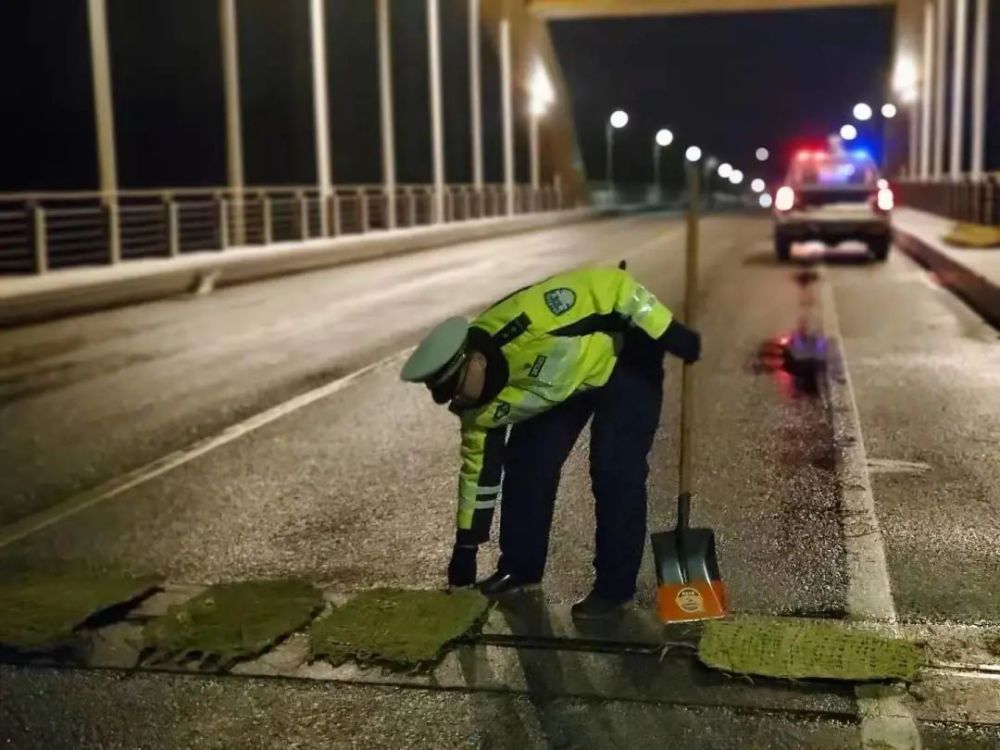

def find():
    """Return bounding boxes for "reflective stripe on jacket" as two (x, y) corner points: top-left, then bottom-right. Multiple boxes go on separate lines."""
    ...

(455, 267), (673, 543)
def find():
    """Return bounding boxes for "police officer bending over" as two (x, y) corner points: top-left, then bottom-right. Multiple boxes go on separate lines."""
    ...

(401, 266), (700, 619)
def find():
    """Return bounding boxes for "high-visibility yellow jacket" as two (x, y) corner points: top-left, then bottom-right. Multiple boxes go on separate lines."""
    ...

(454, 267), (674, 545)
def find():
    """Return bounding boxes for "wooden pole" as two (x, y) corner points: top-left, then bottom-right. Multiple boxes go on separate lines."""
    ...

(678, 162), (700, 497)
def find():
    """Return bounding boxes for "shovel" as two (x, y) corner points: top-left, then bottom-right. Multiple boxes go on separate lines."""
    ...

(650, 162), (728, 624)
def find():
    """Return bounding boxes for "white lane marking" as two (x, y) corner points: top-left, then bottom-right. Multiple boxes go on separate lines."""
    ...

(867, 458), (932, 476)
(819, 275), (922, 750)
(0, 350), (411, 551)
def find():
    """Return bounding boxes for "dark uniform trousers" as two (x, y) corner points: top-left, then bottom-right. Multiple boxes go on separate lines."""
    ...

(497, 340), (664, 601)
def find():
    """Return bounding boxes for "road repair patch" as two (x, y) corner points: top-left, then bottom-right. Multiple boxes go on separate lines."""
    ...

(142, 579), (322, 669)
(699, 616), (922, 682)
(310, 587), (489, 668)
(0, 568), (159, 652)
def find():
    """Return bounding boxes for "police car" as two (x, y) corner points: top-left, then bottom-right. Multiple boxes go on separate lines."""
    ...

(772, 147), (893, 262)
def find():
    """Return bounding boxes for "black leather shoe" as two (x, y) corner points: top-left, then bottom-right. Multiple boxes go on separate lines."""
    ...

(477, 572), (540, 597)
(571, 592), (632, 620)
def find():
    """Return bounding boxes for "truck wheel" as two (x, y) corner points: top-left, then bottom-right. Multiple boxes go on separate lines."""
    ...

(775, 236), (791, 262)
(869, 237), (890, 262)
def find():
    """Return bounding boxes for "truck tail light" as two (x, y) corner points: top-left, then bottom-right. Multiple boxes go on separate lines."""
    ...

(775, 186), (796, 212)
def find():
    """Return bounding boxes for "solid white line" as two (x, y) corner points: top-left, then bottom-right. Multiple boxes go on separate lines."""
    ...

(819, 275), (922, 750)
(0, 350), (411, 551)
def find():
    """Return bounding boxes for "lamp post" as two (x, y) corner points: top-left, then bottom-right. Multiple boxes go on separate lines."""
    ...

(652, 128), (673, 204)
(606, 109), (628, 204)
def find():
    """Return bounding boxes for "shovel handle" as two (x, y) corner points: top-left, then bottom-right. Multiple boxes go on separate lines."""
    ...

(677, 492), (691, 531)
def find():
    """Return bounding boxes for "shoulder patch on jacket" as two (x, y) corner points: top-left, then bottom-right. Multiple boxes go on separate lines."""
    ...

(544, 288), (576, 316)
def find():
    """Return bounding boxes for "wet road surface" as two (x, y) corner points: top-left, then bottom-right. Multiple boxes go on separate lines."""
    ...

(2, 214), (999, 748)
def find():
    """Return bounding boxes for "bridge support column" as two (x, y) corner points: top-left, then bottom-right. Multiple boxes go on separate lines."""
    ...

(950, 0), (968, 178)
(921, 0), (934, 179)
(220, 0), (245, 244)
(933, 0), (947, 178)
(469, 0), (483, 193)
(501, 17), (514, 216)
(970, 0), (989, 178)
(427, 0), (446, 224)
(309, 0), (332, 236)
(377, 0), (397, 229)
(86, 0), (118, 202)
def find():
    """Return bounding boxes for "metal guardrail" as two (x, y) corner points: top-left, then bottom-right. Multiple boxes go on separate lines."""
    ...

(0, 183), (564, 275)
(895, 177), (1000, 227)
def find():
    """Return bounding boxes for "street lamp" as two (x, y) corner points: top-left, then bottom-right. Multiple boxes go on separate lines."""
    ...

(729, 169), (744, 185)
(606, 109), (629, 201)
(717, 162), (732, 178)
(759, 192), (773, 209)
(881, 103), (897, 119)
(840, 123), (858, 141)
(750, 178), (765, 193)
(853, 102), (873, 121)
(685, 145), (702, 162)
(755, 147), (769, 162)
(652, 128), (674, 204)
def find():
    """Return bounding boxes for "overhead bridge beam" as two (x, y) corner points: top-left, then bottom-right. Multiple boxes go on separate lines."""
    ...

(528, 0), (893, 18)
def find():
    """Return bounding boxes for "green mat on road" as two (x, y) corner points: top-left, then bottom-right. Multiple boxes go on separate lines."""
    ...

(310, 588), (489, 668)
(143, 579), (322, 669)
(0, 569), (159, 651)
(698, 616), (922, 682)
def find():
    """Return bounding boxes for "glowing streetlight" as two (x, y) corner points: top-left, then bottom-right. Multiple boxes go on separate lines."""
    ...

(853, 102), (873, 121)
(755, 147), (769, 161)
(759, 193), (773, 209)
(729, 169), (744, 185)
(685, 145), (702, 162)
(881, 103), (897, 119)
(717, 162), (733, 178)
(840, 123), (858, 141)
(750, 178), (766, 193)
(605, 110), (629, 200)
(652, 129), (674, 203)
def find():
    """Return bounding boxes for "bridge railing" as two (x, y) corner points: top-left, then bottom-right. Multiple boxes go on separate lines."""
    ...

(894, 176), (1000, 226)
(0, 183), (566, 275)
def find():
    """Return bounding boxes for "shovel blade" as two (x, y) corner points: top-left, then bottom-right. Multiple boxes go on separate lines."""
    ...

(650, 527), (729, 623)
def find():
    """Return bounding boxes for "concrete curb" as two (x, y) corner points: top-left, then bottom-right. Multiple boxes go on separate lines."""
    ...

(0, 209), (598, 327)
(893, 226), (1000, 331)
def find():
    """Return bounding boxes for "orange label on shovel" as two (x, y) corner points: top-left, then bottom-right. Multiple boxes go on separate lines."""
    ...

(657, 580), (728, 623)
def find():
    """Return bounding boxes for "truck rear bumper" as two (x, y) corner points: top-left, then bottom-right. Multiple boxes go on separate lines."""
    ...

(775, 217), (889, 243)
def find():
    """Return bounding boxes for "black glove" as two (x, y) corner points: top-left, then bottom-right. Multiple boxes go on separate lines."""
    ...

(447, 544), (477, 588)
(660, 319), (701, 364)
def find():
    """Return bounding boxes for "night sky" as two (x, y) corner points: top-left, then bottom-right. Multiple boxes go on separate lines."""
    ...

(6, 2), (999, 195)
(551, 5), (896, 190)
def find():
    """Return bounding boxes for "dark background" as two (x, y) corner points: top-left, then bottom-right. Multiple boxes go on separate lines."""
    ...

(551, 5), (896, 189)
(1, 2), (997, 193)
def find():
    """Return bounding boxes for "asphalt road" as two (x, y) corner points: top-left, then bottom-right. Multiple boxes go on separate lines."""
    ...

(2, 213), (999, 748)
